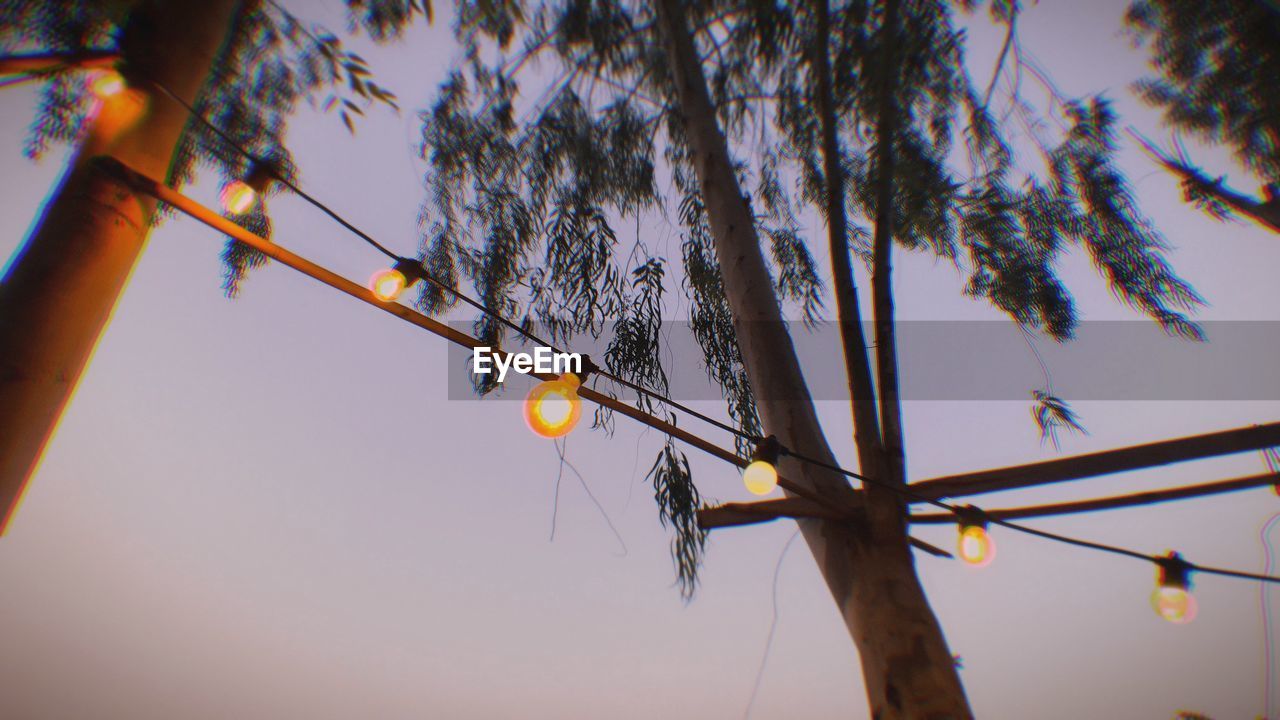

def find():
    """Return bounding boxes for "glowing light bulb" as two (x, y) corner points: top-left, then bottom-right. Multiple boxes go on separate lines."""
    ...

(220, 180), (258, 215)
(742, 436), (782, 496)
(954, 506), (995, 567)
(958, 524), (995, 567)
(369, 258), (425, 303)
(525, 373), (582, 438)
(89, 70), (125, 99)
(370, 268), (408, 302)
(1151, 585), (1197, 624)
(742, 459), (778, 496)
(219, 163), (276, 216)
(1152, 552), (1196, 624)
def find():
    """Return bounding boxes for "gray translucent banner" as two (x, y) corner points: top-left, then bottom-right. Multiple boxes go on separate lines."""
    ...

(445, 321), (1280, 401)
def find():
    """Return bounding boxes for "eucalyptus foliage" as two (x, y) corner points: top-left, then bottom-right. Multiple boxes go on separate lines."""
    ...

(4, 0), (1206, 598)
(411, 0), (1201, 595)
(1, 0), (428, 294)
(1127, 0), (1280, 187)
(1126, 0), (1280, 228)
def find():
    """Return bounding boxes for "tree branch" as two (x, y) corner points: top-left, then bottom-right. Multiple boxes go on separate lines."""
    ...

(870, 0), (907, 496)
(910, 421), (1280, 500)
(0, 49), (119, 74)
(653, 0), (857, 506)
(1129, 128), (1280, 233)
(909, 471), (1280, 523)
(813, 0), (885, 486)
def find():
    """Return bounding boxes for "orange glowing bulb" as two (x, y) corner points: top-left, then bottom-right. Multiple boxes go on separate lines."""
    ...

(89, 70), (125, 99)
(220, 180), (259, 215)
(525, 373), (582, 439)
(369, 268), (408, 302)
(1151, 585), (1197, 624)
(743, 460), (778, 496)
(1152, 552), (1196, 624)
(958, 524), (995, 567)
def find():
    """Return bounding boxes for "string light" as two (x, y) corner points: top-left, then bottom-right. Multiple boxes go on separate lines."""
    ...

(369, 257), (426, 302)
(88, 69), (125, 99)
(743, 436), (781, 496)
(1152, 551), (1197, 624)
(83, 67), (148, 141)
(219, 163), (274, 216)
(525, 372), (583, 439)
(956, 506), (996, 567)
(118, 89), (1280, 599)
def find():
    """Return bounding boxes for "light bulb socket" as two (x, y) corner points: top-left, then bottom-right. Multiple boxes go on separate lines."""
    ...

(955, 505), (989, 532)
(751, 435), (781, 465)
(241, 161), (277, 194)
(1155, 551), (1193, 591)
(576, 354), (599, 383)
(391, 257), (427, 288)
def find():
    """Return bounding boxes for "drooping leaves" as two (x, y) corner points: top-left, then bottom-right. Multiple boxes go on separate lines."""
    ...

(1031, 389), (1087, 450)
(1127, 0), (1280, 186)
(408, 0), (1204, 595)
(2, 0), (423, 290)
(646, 439), (707, 602)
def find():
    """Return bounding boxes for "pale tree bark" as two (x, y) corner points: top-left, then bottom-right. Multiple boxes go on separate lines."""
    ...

(655, 0), (973, 717)
(0, 0), (244, 534)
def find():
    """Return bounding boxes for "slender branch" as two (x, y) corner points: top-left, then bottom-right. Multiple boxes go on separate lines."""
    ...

(910, 422), (1280, 500)
(689, 5), (750, 37)
(980, 10), (1017, 109)
(812, 0), (886, 488)
(909, 471), (1280, 523)
(656, 91), (778, 120)
(652, 0), (858, 506)
(698, 496), (855, 528)
(696, 498), (952, 557)
(870, 0), (906, 492)
(0, 49), (119, 75)
(1128, 128), (1280, 234)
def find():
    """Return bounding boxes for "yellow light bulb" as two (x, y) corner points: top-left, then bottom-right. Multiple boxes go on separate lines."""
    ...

(743, 460), (778, 496)
(524, 373), (582, 439)
(220, 180), (259, 215)
(370, 268), (408, 302)
(1151, 585), (1197, 624)
(89, 70), (125, 99)
(958, 525), (995, 567)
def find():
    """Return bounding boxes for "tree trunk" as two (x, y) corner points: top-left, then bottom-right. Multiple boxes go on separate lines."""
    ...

(870, 0), (908, 493)
(811, 0), (886, 480)
(0, 0), (243, 534)
(654, 1), (973, 717)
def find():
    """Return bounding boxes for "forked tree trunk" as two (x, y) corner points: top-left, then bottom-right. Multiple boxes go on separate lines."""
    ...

(654, 1), (973, 717)
(0, 0), (243, 534)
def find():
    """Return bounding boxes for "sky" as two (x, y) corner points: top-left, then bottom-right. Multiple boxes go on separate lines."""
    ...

(2, 1), (1279, 719)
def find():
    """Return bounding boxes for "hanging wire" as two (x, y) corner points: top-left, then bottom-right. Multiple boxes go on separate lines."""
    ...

(743, 528), (800, 719)
(1261, 446), (1280, 719)
(1262, 512), (1280, 720)
(132, 78), (1280, 589)
(150, 78), (761, 445)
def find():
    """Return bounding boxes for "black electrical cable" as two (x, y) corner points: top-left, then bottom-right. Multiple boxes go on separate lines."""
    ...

(151, 77), (761, 445)
(143, 77), (1280, 588)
